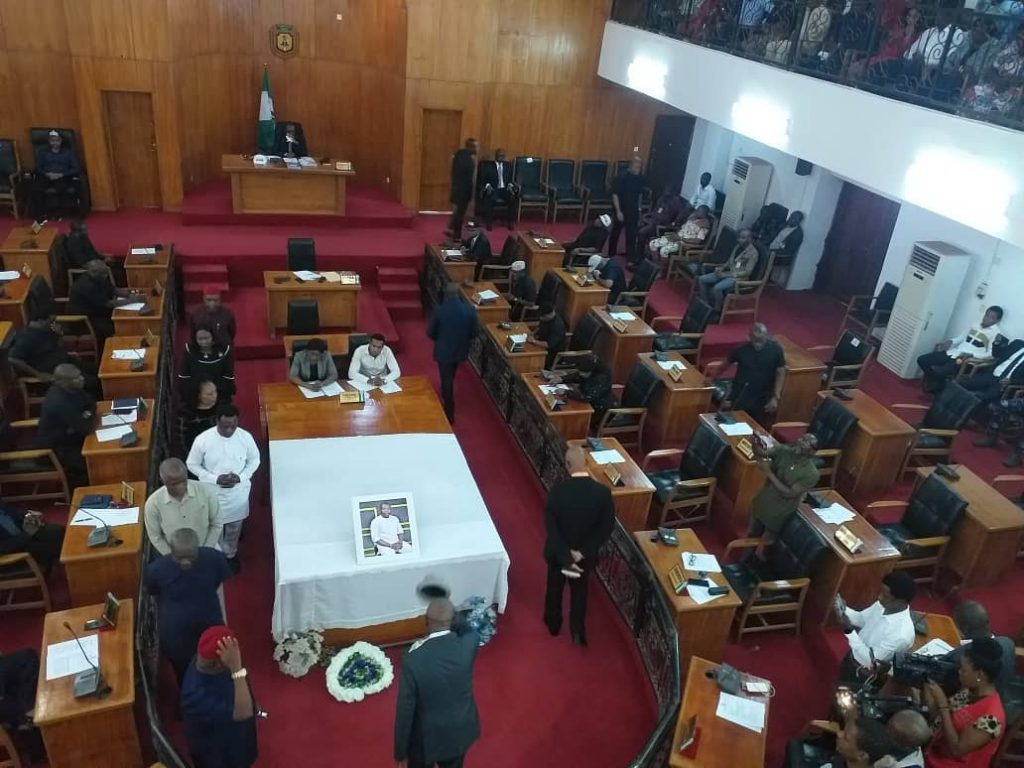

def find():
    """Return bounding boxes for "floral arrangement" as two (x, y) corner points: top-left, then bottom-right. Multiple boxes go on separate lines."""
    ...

(272, 629), (325, 678)
(460, 596), (498, 647)
(325, 641), (394, 703)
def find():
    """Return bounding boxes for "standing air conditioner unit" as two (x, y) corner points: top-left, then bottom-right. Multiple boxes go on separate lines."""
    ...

(719, 156), (773, 232)
(877, 241), (972, 379)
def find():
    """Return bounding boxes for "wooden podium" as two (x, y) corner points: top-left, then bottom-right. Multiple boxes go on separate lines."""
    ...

(34, 600), (142, 768)
(222, 154), (355, 215)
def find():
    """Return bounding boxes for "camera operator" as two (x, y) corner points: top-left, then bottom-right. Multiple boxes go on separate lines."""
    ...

(943, 601), (1016, 703)
(835, 572), (917, 687)
(785, 703), (929, 767)
(917, 637), (1004, 767)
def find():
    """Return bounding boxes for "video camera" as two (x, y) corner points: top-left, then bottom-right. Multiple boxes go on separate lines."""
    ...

(890, 651), (958, 690)
(836, 687), (925, 723)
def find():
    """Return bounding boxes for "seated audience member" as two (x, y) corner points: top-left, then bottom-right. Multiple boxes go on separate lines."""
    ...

(370, 502), (408, 555)
(462, 221), (492, 281)
(855, 6), (924, 81)
(65, 219), (118, 272)
(507, 260), (537, 321)
(885, 709), (931, 768)
(288, 338), (338, 390)
(835, 571), (916, 686)
(180, 626), (258, 768)
(36, 363), (95, 488)
(975, 394), (1024, 467)
(178, 379), (220, 456)
(748, 433), (820, 544)
(144, 458), (223, 556)
(786, 708), (929, 768)
(0, 501), (65, 575)
(30, 129), (81, 216)
(921, 637), (1005, 768)
(964, 25), (1024, 115)
(67, 259), (140, 343)
(648, 205), (712, 261)
(916, 306), (1003, 393)
(476, 148), (518, 230)
(637, 183), (686, 244)
(697, 227), (758, 313)
(768, 211), (805, 263)
(562, 214), (611, 266)
(561, 356), (616, 421)
(941, 601), (1015, 702)
(689, 171), (717, 213)
(833, 716), (895, 768)
(586, 254), (626, 304)
(348, 333), (401, 386)
(0, 648), (38, 731)
(9, 309), (100, 397)
(717, 323), (786, 422)
(530, 303), (567, 370)
(179, 326), (235, 402)
(145, 528), (231, 684)
(962, 337), (1024, 406)
(190, 288), (237, 347)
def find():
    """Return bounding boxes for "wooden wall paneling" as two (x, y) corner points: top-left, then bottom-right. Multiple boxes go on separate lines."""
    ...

(1, 52), (79, 163)
(151, 62), (183, 208)
(0, 0), (70, 53)
(406, 0), (498, 83)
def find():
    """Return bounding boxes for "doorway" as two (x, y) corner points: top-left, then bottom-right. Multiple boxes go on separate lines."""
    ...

(814, 182), (901, 297)
(647, 114), (695, 197)
(419, 109), (462, 212)
(103, 90), (161, 208)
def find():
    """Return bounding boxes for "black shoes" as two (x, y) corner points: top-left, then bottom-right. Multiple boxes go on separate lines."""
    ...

(571, 630), (587, 647)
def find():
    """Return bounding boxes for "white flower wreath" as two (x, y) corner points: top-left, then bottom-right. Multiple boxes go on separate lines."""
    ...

(272, 629), (324, 678)
(325, 641), (394, 703)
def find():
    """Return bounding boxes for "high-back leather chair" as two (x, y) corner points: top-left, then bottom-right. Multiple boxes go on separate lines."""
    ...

(579, 160), (611, 221)
(618, 259), (659, 316)
(643, 419), (731, 526)
(0, 139), (21, 218)
(287, 238), (316, 272)
(513, 156), (547, 223)
(569, 312), (602, 352)
(772, 396), (859, 489)
(893, 382), (979, 476)
(29, 127), (90, 215)
(543, 159), (583, 223)
(596, 362), (661, 450)
(840, 282), (898, 343)
(536, 271), (561, 309)
(652, 297), (714, 362)
(809, 330), (875, 389)
(287, 299), (320, 335)
(719, 243), (775, 323)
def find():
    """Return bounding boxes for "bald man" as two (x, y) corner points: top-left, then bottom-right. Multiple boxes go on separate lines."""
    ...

(144, 458), (223, 555)
(887, 709), (930, 767)
(394, 599), (480, 768)
(36, 363), (95, 488)
(716, 323), (786, 423)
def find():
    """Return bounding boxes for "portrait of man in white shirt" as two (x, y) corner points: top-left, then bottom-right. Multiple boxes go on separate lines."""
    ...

(369, 502), (410, 556)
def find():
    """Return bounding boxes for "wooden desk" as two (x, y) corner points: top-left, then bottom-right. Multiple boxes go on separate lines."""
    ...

(483, 322), (547, 374)
(798, 490), (900, 625)
(222, 153), (354, 215)
(775, 334), (827, 423)
(264, 271), (361, 334)
(821, 389), (915, 497)
(699, 411), (771, 538)
(567, 438), (654, 532)
(262, 376), (449, 441)
(916, 465), (1024, 588)
(97, 336), (160, 400)
(34, 600), (142, 768)
(910, 613), (961, 652)
(517, 231), (563, 284)
(634, 529), (743, 671)
(0, 274), (36, 328)
(551, 267), (609, 330)
(0, 226), (57, 287)
(82, 400), (153, 485)
(60, 482), (147, 607)
(282, 333), (350, 358)
(112, 303), (164, 338)
(123, 244), (172, 291)
(427, 242), (476, 283)
(670, 656), (769, 768)
(638, 353), (713, 451)
(591, 306), (656, 384)
(459, 281), (510, 326)
(521, 372), (592, 442)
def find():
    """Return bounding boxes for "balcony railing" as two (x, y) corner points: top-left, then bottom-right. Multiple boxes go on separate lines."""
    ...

(611, 0), (1024, 131)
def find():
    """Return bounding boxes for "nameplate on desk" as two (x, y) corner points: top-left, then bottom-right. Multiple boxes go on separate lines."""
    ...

(505, 334), (527, 353)
(152, 279), (164, 296)
(120, 481), (135, 506)
(735, 437), (754, 460)
(335, 161), (353, 171)
(612, 319), (629, 333)
(338, 390), (365, 404)
(339, 271), (360, 285)
(573, 273), (591, 287)
(669, 564), (686, 594)
(141, 328), (158, 348)
(544, 394), (562, 411)
(834, 525), (863, 554)
(603, 465), (623, 486)
(667, 366), (684, 382)
(21, 263), (32, 278)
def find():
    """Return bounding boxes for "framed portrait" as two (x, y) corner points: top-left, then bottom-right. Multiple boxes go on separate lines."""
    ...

(352, 493), (419, 564)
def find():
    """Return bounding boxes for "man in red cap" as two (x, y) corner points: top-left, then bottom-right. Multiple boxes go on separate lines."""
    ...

(190, 288), (236, 348)
(180, 626), (258, 768)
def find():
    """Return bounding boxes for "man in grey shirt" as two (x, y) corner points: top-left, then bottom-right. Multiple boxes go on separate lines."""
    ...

(288, 338), (339, 390)
(144, 458), (222, 555)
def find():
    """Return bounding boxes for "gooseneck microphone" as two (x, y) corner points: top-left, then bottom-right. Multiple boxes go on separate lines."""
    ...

(62, 621), (109, 699)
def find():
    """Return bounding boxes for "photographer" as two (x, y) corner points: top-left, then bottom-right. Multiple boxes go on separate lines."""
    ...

(836, 572), (916, 687)
(920, 637), (1004, 767)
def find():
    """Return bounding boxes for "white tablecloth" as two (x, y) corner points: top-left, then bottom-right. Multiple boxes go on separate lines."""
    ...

(270, 433), (510, 639)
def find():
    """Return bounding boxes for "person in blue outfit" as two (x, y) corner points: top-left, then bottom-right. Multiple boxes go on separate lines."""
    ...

(427, 282), (480, 424)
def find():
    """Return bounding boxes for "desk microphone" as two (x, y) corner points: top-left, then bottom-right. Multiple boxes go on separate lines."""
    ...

(109, 411), (140, 448)
(76, 507), (118, 548)
(129, 347), (145, 372)
(62, 621), (109, 699)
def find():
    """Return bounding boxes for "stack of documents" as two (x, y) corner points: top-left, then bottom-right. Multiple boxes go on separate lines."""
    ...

(130, 247), (156, 256)
(913, 638), (955, 657)
(476, 289), (500, 301)
(70, 507), (139, 527)
(813, 503), (856, 525)
(118, 302), (147, 312)
(111, 348), (146, 361)
(96, 424), (135, 442)
(681, 552), (722, 572)
(46, 635), (99, 680)
(292, 270), (321, 281)
(298, 382), (344, 398)
(590, 449), (625, 465)
(609, 311), (636, 322)
(716, 692), (766, 733)
(720, 422), (754, 436)
(538, 384), (568, 396)
(657, 360), (685, 371)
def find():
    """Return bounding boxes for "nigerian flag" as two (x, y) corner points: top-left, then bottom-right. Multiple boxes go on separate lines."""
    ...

(257, 66), (276, 153)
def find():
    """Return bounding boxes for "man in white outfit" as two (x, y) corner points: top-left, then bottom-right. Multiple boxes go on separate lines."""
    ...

(369, 502), (408, 556)
(186, 404), (260, 573)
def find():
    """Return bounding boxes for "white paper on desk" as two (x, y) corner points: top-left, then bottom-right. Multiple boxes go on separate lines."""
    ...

(117, 302), (147, 312)
(720, 422), (754, 436)
(319, 381), (343, 396)
(477, 289), (500, 300)
(609, 311), (636, 322)
(70, 507), (139, 527)
(535, 237), (556, 247)
(95, 424), (135, 442)
(298, 385), (327, 399)
(46, 634), (99, 680)
(686, 582), (727, 605)
(321, 271), (342, 283)
(681, 552), (722, 573)
(442, 249), (463, 258)
(717, 692), (766, 733)
(538, 384), (567, 396)
(914, 638), (955, 657)
(508, 333), (528, 344)
(0, 270), (21, 280)
(130, 247), (156, 255)
(379, 381), (402, 394)
(111, 348), (146, 360)
(100, 409), (137, 426)
(814, 503), (856, 525)
(657, 360), (685, 371)
(347, 379), (376, 393)
(590, 449), (625, 465)
(292, 270), (321, 281)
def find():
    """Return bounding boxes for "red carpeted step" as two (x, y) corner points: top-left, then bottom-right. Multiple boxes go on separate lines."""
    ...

(385, 299), (423, 320)
(379, 284), (419, 300)
(377, 266), (419, 284)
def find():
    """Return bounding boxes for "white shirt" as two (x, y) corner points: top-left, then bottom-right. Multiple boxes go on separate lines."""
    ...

(689, 183), (717, 211)
(995, 345), (1024, 378)
(843, 602), (915, 667)
(947, 323), (1000, 361)
(893, 748), (925, 767)
(369, 514), (403, 546)
(496, 163), (505, 189)
(348, 344), (401, 383)
(186, 426), (261, 524)
(905, 25), (968, 69)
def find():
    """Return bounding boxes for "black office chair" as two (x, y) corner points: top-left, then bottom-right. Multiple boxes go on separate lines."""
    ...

(513, 156), (547, 223)
(771, 397), (859, 490)
(536, 271), (561, 309)
(723, 513), (829, 639)
(596, 362), (662, 450)
(579, 160), (612, 221)
(479, 235), (518, 289)
(840, 282), (898, 344)
(750, 202), (789, 246)
(0, 139), (22, 218)
(290, 338), (345, 374)
(808, 330), (874, 390)
(893, 382), (979, 476)
(617, 259), (659, 316)
(543, 159), (584, 223)
(651, 297), (714, 363)
(643, 420), (730, 527)
(569, 312), (603, 352)
(287, 299), (320, 335)
(287, 238), (317, 272)
(29, 127), (90, 216)
(866, 474), (967, 586)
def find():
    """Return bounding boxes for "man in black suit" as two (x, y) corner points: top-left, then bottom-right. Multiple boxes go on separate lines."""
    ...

(394, 598), (480, 768)
(964, 337), (1024, 406)
(608, 155), (649, 265)
(461, 221), (492, 281)
(447, 138), (479, 239)
(427, 283), (480, 424)
(543, 447), (615, 646)
(272, 122), (308, 157)
(476, 148), (518, 230)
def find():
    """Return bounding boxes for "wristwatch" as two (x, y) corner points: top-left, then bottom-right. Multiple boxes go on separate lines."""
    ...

(231, 667), (248, 680)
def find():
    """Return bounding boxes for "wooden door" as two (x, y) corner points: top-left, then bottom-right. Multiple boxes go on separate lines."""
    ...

(814, 183), (900, 298)
(647, 114), (695, 196)
(419, 109), (463, 212)
(103, 91), (161, 209)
